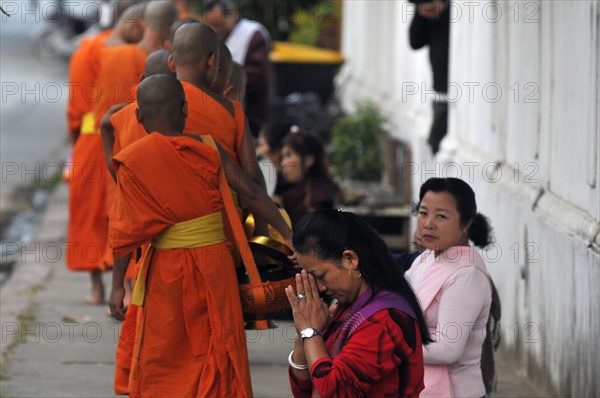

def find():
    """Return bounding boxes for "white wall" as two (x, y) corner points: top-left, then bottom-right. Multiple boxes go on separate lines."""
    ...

(339, 1), (600, 395)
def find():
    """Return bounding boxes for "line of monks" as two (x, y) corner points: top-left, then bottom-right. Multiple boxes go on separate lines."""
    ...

(64, 1), (292, 396)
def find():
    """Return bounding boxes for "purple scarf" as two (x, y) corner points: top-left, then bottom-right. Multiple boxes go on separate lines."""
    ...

(329, 288), (417, 357)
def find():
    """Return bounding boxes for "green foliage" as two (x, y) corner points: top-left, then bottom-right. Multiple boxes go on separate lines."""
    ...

(331, 102), (386, 182)
(288, 1), (341, 46)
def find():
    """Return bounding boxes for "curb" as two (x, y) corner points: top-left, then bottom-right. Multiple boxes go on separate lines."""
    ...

(0, 182), (68, 364)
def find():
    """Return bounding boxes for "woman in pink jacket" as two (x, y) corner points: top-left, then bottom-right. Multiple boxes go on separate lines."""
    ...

(405, 177), (494, 397)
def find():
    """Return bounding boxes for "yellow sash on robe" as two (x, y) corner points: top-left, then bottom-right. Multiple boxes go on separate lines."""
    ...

(80, 112), (97, 135)
(131, 211), (226, 306)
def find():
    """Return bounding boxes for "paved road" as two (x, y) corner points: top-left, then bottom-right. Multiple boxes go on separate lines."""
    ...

(1, 0), (70, 213)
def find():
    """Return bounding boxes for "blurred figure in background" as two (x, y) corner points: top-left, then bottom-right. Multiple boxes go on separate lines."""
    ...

(409, 0), (450, 155)
(172, 0), (200, 19)
(65, 2), (146, 305)
(203, 0), (272, 138)
(274, 129), (338, 226)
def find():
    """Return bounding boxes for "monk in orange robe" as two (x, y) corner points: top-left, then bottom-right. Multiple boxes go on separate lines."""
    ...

(172, 23), (261, 182)
(96, 1), (177, 262)
(67, 1), (177, 303)
(106, 26), (218, 393)
(173, 23), (270, 237)
(108, 75), (292, 397)
(65, 3), (145, 304)
(100, 49), (175, 181)
(66, 30), (110, 140)
(66, 0), (145, 140)
(93, 1), (175, 123)
(165, 16), (199, 51)
(97, 50), (176, 394)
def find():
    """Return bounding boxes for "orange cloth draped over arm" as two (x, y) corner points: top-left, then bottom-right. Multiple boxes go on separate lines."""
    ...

(232, 100), (247, 156)
(111, 102), (148, 156)
(109, 101), (149, 394)
(110, 101), (148, 281)
(109, 133), (253, 398)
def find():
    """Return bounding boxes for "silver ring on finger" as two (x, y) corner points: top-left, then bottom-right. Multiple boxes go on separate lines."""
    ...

(296, 294), (306, 302)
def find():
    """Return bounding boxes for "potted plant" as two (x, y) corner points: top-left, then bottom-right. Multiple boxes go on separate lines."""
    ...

(330, 101), (386, 183)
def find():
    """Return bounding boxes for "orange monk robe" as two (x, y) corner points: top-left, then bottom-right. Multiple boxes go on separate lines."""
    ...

(178, 10), (191, 19)
(110, 133), (253, 398)
(181, 81), (244, 165)
(66, 29), (111, 134)
(114, 294), (139, 395)
(98, 60), (151, 393)
(65, 31), (114, 271)
(109, 102), (148, 395)
(93, 44), (146, 128)
(111, 98), (242, 394)
(109, 102), (147, 277)
(181, 83), (249, 263)
(66, 125), (111, 271)
(66, 44), (146, 272)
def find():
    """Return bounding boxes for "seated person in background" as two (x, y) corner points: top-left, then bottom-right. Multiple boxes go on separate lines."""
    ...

(274, 129), (339, 226)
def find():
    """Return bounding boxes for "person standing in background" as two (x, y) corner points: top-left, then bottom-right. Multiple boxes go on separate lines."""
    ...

(409, 0), (450, 155)
(65, 3), (146, 305)
(203, 0), (272, 138)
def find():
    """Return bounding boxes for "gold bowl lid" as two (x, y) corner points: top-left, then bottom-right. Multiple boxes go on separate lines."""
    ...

(249, 236), (293, 266)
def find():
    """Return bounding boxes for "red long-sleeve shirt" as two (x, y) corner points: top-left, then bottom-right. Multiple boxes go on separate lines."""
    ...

(289, 308), (425, 397)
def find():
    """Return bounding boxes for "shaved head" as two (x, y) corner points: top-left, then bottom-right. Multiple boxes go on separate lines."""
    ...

(144, 50), (174, 77)
(144, 1), (179, 31)
(169, 17), (199, 45)
(116, 3), (145, 43)
(137, 74), (186, 131)
(172, 22), (219, 67)
(114, 0), (144, 21)
(118, 2), (145, 24)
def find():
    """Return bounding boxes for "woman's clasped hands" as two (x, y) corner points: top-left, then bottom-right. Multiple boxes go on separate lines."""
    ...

(285, 270), (330, 333)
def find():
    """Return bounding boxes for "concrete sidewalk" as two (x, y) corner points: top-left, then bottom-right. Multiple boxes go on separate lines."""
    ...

(0, 182), (545, 397)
